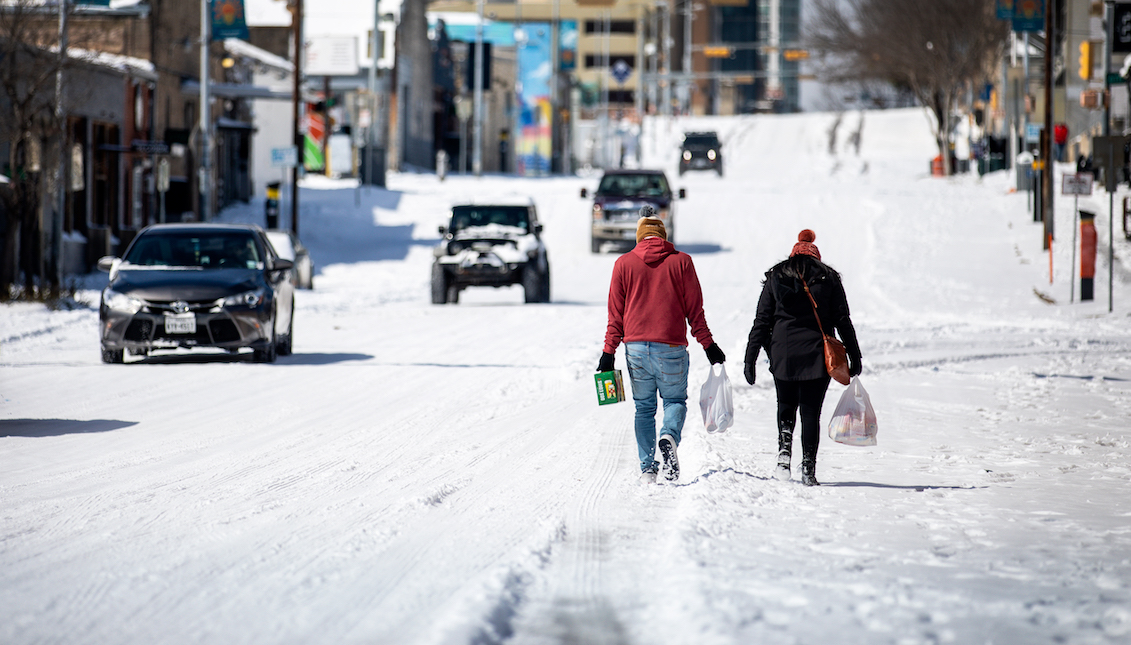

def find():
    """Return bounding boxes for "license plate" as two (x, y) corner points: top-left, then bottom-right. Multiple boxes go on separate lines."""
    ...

(164, 313), (196, 334)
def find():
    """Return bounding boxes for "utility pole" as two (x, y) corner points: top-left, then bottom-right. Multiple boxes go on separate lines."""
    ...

(1041, 0), (1053, 248)
(367, 0), (378, 188)
(199, 0), (211, 222)
(473, 0), (484, 177)
(53, 0), (67, 286)
(290, 0), (304, 235)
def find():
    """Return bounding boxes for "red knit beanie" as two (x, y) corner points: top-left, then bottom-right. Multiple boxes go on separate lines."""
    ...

(790, 229), (821, 260)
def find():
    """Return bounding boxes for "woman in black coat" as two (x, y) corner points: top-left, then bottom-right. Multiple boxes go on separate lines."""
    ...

(744, 230), (862, 486)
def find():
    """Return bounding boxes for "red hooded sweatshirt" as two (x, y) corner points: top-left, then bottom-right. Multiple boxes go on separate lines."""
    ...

(603, 237), (714, 354)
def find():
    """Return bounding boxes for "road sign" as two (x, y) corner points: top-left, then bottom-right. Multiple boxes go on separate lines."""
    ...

(1091, 135), (1129, 192)
(271, 147), (298, 168)
(1025, 123), (1041, 143)
(1062, 173), (1093, 196)
(611, 60), (632, 85)
(131, 140), (169, 155)
(157, 158), (170, 193)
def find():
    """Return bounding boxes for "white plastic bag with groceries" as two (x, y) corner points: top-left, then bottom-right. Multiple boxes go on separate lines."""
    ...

(699, 364), (734, 434)
(827, 376), (878, 446)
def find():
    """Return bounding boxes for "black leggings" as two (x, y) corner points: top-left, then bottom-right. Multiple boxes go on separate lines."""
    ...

(774, 376), (831, 458)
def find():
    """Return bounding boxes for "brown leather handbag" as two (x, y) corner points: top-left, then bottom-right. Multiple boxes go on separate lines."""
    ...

(801, 280), (851, 386)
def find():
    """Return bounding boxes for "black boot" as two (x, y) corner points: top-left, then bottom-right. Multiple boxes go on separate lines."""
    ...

(775, 421), (794, 481)
(800, 445), (820, 486)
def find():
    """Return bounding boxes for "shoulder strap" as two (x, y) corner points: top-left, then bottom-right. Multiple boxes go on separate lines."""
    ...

(800, 279), (829, 338)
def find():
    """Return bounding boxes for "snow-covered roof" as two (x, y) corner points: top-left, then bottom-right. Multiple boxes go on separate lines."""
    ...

(66, 47), (157, 81)
(223, 38), (293, 73)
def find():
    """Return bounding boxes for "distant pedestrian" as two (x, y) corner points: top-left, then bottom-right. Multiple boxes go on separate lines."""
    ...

(1054, 123), (1068, 163)
(599, 209), (726, 483)
(743, 230), (862, 486)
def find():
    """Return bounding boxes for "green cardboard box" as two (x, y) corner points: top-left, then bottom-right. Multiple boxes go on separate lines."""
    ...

(594, 369), (625, 405)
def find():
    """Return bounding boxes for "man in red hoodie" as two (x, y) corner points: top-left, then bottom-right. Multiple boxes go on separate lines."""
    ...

(597, 211), (726, 483)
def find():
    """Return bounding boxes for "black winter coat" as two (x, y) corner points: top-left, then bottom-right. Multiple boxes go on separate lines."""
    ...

(745, 255), (861, 381)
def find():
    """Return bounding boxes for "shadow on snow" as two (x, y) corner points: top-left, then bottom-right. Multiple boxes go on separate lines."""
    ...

(0, 418), (138, 438)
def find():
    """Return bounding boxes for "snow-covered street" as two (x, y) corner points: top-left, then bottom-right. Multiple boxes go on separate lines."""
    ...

(3, 108), (1131, 644)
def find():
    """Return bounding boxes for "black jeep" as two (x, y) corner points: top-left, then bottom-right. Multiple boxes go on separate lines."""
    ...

(679, 131), (723, 176)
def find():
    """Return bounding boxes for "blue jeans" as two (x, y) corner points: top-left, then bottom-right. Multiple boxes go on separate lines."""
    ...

(625, 342), (689, 472)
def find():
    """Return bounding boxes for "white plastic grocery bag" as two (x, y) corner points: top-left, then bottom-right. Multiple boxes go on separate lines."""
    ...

(699, 364), (734, 434)
(827, 376), (878, 446)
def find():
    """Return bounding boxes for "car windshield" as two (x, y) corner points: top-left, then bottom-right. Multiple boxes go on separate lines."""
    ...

(123, 232), (262, 269)
(449, 206), (530, 233)
(595, 173), (670, 197)
(683, 134), (719, 147)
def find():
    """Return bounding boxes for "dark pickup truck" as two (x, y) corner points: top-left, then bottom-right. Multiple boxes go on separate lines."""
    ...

(582, 169), (685, 253)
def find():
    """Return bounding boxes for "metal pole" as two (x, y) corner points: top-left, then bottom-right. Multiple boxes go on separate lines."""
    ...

(635, 9), (644, 124)
(1042, 0), (1053, 248)
(367, 0), (378, 189)
(1023, 32), (1030, 152)
(662, 2), (671, 118)
(472, 0), (484, 177)
(551, 0), (559, 174)
(1104, 1), (1113, 137)
(683, 0), (692, 114)
(53, 0), (67, 286)
(200, 0), (211, 222)
(1111, 191), (1116, 312)
(290, 0), (303, 235)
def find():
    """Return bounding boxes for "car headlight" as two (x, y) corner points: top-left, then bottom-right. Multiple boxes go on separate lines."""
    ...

(592, 203), (603, 220)
(102, 289), (144, 314)
(223, 289), (265, 308)
(683, 150), (692, 161)
(707, 149), (717, 160)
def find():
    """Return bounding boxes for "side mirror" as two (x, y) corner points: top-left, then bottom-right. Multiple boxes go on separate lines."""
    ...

(438, 225), (447, 235)
(580, 188), (588, 199)
(97, 256), (118, 273)
(534, 223), (544, 234)
(678, 188), (687, 199)
(272, 258), (294, 271)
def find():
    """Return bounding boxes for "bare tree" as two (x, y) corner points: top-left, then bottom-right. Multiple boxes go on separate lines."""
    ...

(807, 0), (1009, 174)
(1, 1), (59, 297)
(0, 0), (82, 299)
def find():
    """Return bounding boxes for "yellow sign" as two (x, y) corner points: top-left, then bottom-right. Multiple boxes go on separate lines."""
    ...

(783, 49), (810, 61)
(703, 46), (733, 58)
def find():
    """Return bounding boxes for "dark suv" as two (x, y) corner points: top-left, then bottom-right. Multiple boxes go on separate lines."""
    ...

(582, 169), (685, 253)
(431, 199), (550, 304)
(679, 131), (723, 176)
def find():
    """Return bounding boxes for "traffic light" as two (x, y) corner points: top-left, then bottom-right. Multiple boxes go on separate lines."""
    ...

(1079, 40), (1093, 81)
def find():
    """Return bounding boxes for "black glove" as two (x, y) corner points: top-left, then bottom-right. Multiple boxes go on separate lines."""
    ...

(596, 352), (615, 373)
(744, 362), (755, 385)
(705, 343), (726, 365)
(849, 355), (862, 377)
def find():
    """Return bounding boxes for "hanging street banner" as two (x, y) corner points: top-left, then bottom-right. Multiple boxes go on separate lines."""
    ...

(211, 0), (249, 41)
(1011, 0), (1044, 33)
(560, 21), (578, 72)
(995, 0), (1013, 20)
(517, 22), (552, 176)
